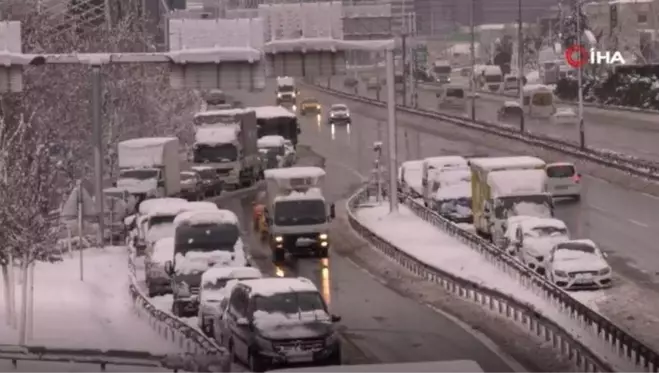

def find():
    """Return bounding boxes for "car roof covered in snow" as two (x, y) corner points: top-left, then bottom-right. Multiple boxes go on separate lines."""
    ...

(201, 267), (262, 285)
(195, 125), (239, 145)
(257, 135), (286, 147)
(174, 209), (239, 227)
(251, 106), (296, 119)
(264, 166), (326, 179)
(433, 183), (471, 200)
(185, 201), (219, 211)
(139, 198), (188, 215)
(238, 277), (318, 296)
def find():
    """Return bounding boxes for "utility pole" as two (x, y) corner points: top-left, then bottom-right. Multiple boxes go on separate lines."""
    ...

(401, 33), (407, 106)
(576, 0), (585, 148)
(518, 0), (525, 133)
(469, 0), (476, 121)
(91, 66), (105, 248)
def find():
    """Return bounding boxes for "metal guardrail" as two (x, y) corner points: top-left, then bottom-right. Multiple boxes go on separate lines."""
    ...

(307, 82), (659, 180)
(420, 82), (659, 115)
(348, 184), (659, 372)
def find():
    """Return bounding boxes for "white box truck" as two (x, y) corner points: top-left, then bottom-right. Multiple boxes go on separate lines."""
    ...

(116, 137), (181, 200)
(192, 108), (261, 189)
(263, 167), (335, 262)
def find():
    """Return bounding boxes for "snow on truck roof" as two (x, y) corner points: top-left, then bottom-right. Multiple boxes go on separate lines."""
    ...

(423, 156), (468, 169)
(195, 125), (239, 145)
(469, 156), (545, 171)
(152, 237), (175, 263)
(119, 137), (178, 148)
(251, 106), (296, 119)
(257, 135), (286, 147)
(518, 217), (567, 232)
(434, 182), (470, 200)
(174, 210), (238, 227)
(265, 167), (326, 179)
(201, 267), (262, 285)
(487, 169), (547, 197)
(237, 277), (318, 296)
(139, 198), (188, 215)
(273, 187), (324, 202)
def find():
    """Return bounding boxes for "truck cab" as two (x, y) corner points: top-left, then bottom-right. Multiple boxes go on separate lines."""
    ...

(116, 137), (181, 200)
(253, 106), (300, 148)
(276, 76), (297, 108)
(263, 167), (335, 262)
(192, 108), (261, 189)
(165, 209), (248, 317)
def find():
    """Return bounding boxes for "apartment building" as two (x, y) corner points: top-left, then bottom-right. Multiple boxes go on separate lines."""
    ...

(584, 0), (659, 62)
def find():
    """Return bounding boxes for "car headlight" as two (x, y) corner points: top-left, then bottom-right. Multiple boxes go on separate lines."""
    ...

(325, 332), (339, 345)
(255, 335), (273, 350)
(330, 112), (336, 117)
(277, 93), (282, 98)
(598, 267), (611, 275)
(319, 233), (328, 240)
(275, 236), (283, 243)
(554, 270), (568, 277)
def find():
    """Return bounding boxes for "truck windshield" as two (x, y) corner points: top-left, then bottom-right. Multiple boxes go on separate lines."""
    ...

(194, 144), (237, 163)
(278, 85), (295, 93)
(274, 200), (326, 226)
(252, 291), (326, 316)
(147, 215), (176, 242)
(174, 223), (240, 254)
(494, 194), (553, 219)
(485, 75), (503, 83)
(119, 169), (158, 180)
(446, 89), (464, 98)
(257, 117), (298, 142)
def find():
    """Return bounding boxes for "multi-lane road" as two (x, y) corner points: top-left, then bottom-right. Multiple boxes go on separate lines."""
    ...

(348, 72), (659, 161)
(288, 79), (659, 350)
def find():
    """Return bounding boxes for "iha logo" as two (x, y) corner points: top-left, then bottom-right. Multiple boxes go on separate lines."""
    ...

(564, 45), (626, 68)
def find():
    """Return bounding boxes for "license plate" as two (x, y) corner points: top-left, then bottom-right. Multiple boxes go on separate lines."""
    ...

(554, 185), (570, 190)
(575, 276), (592, 283)
(287, 353), (313, 363)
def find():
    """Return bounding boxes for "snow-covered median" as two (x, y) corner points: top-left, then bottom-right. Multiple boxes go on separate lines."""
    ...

(0, 247), (184, 353)
(354, 203), (633, 371)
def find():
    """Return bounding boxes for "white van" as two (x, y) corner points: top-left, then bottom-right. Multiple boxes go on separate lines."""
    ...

(545, 162), (581, 200)
(503, 74), (518, 91)
(399, 160), (424, 198)
(522, 84), (555, 118)
(436, 85), (467, 111)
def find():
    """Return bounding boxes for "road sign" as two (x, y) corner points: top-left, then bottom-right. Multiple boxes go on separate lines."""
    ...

(0, 21), (23, 92)
(60, 183), (97, 221)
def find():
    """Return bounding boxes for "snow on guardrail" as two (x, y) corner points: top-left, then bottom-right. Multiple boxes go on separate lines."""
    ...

(307, 82), (659, 182)
(347, 184), (659, 372)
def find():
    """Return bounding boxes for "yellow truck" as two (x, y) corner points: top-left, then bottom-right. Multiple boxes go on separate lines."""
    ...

(469, 156), (547, 238)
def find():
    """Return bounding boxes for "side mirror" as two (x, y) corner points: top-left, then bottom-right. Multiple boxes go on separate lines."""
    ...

(164, 260), (173, 275)
(330, 314), (341, 323)
(236, 317), (250, 326)
(329, 204), (336, 219)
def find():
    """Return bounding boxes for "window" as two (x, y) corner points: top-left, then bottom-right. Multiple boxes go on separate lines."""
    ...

(531, 93), (553, 106)
(638, 14), (647, 23)
(229, 288), (248, 317)
(546, 165), (575, 178)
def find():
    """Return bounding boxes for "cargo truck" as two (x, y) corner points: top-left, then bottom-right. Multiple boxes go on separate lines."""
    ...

(253, 106), (300, 147)
(420, 156), (468, 207)
(192, 108), (262, 189)
(263, 167), (335, 262)
(276, 76), (297, 108)
(469, 156), (547, 239)
(116, 137), (181, 200)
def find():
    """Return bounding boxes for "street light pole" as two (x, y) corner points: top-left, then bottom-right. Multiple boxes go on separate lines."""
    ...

(91, 66), (105, 247)
(469, 0), (476, 121)
(385, 48), (398, 213)
(518, 0), (525, 133)
(576, 1), (585, 149)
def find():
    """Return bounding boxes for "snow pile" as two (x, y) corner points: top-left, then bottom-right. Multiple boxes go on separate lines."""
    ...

(274, 187), (324, 202)
(354, 204), (634, 370)
(152, 237), (175, 263)
(0, 247), (181, 352)
(174, 210), (239, 227)
(194, 125), (239, 145)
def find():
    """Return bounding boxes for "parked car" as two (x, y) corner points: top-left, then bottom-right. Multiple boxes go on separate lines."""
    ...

(497, 101), (523, 121)
(545, 162), (581, 200)
(180, 171), (203, 201)
(145, 237), (174, 297)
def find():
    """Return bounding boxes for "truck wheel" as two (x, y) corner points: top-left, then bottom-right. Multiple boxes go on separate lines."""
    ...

(273, 249), (285, 263)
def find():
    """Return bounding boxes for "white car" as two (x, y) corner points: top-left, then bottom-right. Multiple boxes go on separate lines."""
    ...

(545, 162), (581, 200)
(546, 239), (612, 289)
(328, 104), (351, 125)
(551, 107), (578, 125)
(198, 267), (262, 337)
(516, 217), (570, 274)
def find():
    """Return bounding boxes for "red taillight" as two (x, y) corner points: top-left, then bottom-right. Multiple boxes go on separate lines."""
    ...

(573, 174), (580, 183)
